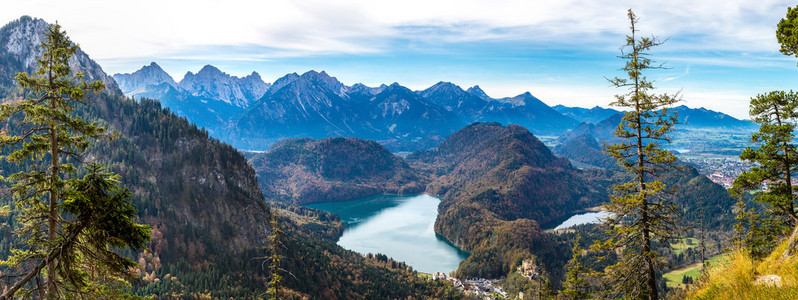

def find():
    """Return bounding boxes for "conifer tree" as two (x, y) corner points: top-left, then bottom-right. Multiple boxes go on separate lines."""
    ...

(731, 91), (798, 257)
(267, 212), (284, 300)
(561, 235), (590, 300)
(777, 6), (798, 61)
(597, 9), (681, 300)
(0, 22), (149, 298)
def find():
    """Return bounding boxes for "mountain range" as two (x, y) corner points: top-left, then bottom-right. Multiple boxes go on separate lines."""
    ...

(0, 15), (750, 298)
(115, 63), (756, 153)
(114, 63), (584, 151)
(0, 16), (466, 298)
(553, 104), (755, 130)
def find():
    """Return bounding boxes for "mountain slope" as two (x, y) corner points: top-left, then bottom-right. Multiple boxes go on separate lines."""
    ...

(363, 83), (465, 150)
(0, 16), (121, 97)
(407, 122), (600, 278)
(233, 77), (464, 152)
(249, 137), (425, 204)
(0, 16), (458, 298)
(419, 81), (488, 118)
(466, 85), (491, 101)
(235, 71), (363, 144)
(672, 105), (755, 129)
(479, 92), (580, 135)
(552, 105), (620, 124)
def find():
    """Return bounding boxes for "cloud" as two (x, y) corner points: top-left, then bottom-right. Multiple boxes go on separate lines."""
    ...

(1, 0), (793, 60)
(664, 67), (690, 81)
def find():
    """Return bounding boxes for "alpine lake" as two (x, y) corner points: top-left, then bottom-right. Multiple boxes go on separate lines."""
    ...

(305, 194), (608, 274)
(305, 194), (469, 274)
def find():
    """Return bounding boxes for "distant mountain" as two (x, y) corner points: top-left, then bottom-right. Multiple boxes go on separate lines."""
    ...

(113, 65), (582, 150)
(250, 137), (424, 204)
(177, 64), (269, 108)
(0, 16), (459, 298)
(0, 16), (121, 97)
(466, 85), (491, 101)
(671, 105), (755, 129)
(363, 83), (465, 150)
(552, 105), (620, 124)
(112, 62), (177, 96)
(267, 72), (300, 95)
(235, 70), (363, 142)
(232, 77), (463, 152)
(556, 104), (754, 132)
(347, 82), (387, 103)
(422, 82), (579, 136)
(407, 122), (600, 278)
(419, 81), (488, 118)
(111, 62), (272, 133)
(478, 92), (580, 135)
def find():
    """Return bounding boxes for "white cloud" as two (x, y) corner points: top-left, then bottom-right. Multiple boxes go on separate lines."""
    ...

(1, 0), (793, 60)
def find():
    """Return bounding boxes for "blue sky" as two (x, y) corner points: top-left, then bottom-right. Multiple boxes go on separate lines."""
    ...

(4, 0), (798, 119)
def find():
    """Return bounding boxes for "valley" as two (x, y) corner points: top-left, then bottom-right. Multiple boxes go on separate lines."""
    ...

(0, 12), (763, 300)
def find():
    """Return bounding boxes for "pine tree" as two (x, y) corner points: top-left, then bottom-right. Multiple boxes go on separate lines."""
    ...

(0, 22), (150, 298)
(597, 9), (681, 300)
(267, 212), (284, 300)
(777, 6), (798, 61)
(731, 91), (798, 257)
(561, 235), (590, 300)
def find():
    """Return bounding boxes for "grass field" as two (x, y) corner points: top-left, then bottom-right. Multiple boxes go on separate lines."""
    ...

(670, 237), (699, 256)
(664, 254), (729, 288)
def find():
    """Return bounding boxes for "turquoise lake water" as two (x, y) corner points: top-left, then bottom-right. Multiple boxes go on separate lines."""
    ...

(306, 194), (469, 274)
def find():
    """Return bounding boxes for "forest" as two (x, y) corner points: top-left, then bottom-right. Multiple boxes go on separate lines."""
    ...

(2, 4), (798, 300)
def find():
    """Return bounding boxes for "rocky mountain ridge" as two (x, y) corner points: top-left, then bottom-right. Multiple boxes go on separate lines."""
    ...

(0, 16), (121, 96)
(113, 62), (270, 108)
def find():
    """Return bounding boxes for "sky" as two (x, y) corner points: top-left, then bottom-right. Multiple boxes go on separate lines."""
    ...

(3, 0), (798, 119)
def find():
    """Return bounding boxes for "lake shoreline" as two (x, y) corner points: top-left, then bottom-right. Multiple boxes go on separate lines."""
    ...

(306, 194), (469, 274)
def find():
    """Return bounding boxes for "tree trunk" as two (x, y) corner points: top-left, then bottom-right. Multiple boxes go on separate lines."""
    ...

(783, 220), (798, 258)
(46, 63), (59, 298)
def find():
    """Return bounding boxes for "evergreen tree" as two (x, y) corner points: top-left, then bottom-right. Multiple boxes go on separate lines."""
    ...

(597, 9), (681, 300)
(777, 6), (798, 61)
(561, 235), (590, 300)
(0, 22), (149, 298)
(731, 91), (798, 257)
(267, 212), (284, 300)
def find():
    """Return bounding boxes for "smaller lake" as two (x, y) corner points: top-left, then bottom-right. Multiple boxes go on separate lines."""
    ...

(553, 211), (612, 230)
(306, 194), (469, 274)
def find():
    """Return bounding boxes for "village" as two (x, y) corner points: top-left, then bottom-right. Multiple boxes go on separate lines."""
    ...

(681, 157), (752, 189)
(431, 272), (509, 299)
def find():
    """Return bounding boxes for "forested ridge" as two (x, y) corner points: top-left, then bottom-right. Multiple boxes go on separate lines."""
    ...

(249, 137), (425, 205)
(0, 16), (463, 299)
(405, 122), (602, 280)
(0, 10), (788, 299)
